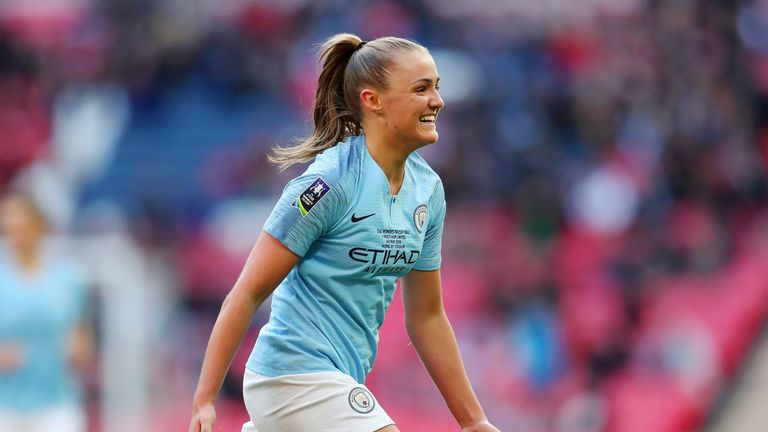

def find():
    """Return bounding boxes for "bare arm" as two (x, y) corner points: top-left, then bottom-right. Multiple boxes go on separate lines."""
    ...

(402, 269), (499, 432)
(68, 323), (95, 373)
(189, 231), (299, 432)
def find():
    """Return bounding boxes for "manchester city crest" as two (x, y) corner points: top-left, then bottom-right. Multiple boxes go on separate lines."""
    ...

(348, 387), (375, 414)
(413, 204), (428, 233)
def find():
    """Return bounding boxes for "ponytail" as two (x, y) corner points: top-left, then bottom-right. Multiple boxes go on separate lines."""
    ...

(269, 33), (363, 171)
(269, 33), (426, 171)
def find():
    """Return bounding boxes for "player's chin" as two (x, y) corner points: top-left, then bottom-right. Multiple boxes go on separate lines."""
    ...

(414, 134), (437, 149)
(419, 128), (439, 143)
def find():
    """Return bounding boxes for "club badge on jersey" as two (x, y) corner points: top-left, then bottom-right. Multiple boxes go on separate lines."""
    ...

(296, 178), (331, 216)
(348, 387), (376, 414)
(413, 204), (428, 233)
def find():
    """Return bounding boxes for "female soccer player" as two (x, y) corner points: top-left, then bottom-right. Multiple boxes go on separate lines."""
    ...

(189, 33), (499, 432)
(0, 192), (93, 432)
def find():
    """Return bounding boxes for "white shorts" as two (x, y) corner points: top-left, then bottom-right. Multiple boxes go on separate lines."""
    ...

(241, 369), (394, 432)
(0, 404), (86, 432)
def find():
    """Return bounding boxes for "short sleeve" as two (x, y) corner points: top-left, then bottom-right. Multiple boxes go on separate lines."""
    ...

(413, 180), (446, 271)
(69, 263), (89, 320)
(263, 174), (347, 257)
(53, 259), (90, 324)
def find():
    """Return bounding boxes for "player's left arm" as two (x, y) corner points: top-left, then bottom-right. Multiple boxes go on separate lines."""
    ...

(402, 269), (499, 432)
(68, 322), (95, 373)
(67, 268), (96, 373)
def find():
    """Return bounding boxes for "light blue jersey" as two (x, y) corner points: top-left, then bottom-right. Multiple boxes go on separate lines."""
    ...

(0, 247), (87, 412)
(247, 135), (446, 384)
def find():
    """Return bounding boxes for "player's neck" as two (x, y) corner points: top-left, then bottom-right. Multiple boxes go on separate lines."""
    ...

(13, 247), (42, 275)
(365, 137), (407, 196)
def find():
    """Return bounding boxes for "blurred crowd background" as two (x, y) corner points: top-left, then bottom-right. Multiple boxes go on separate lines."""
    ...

(2, 0), (768, 431)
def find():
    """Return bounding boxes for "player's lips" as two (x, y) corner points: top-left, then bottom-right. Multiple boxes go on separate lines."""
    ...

(419, 114), (436, 123)
(419, 112), (438, 126)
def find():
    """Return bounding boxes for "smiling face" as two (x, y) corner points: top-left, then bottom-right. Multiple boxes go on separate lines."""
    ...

(375, 49), (444, 150)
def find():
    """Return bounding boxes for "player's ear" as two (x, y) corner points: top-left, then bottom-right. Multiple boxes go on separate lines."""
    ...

(360, 88), (382, 114)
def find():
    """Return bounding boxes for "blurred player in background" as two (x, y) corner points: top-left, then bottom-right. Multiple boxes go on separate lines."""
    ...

(0, 191), (94, 432)
(189, 33), (499, 432)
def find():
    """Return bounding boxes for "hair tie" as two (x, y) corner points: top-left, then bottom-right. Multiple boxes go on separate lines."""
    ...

(354, 41), (367, 52)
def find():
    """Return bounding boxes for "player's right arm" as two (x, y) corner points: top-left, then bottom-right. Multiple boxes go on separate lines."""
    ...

(189, 231), (299, 432)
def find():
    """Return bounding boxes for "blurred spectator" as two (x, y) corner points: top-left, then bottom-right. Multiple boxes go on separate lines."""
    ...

(0, 191), (94, 432)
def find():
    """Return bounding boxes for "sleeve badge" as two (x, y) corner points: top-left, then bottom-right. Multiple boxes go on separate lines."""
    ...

(296, 178), (331, 216)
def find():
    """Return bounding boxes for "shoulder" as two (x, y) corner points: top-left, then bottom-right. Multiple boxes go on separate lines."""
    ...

(281, 137), (364, 216)
(44, 244), (87, 286)
(408, 151), (443, 195)
(300, 136), (365, 190)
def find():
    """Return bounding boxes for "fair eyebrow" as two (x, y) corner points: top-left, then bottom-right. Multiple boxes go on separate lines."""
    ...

(411, 77), (440, 85)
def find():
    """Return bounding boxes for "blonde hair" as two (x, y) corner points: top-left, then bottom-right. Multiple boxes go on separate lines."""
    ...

(269, 33), (428, 171)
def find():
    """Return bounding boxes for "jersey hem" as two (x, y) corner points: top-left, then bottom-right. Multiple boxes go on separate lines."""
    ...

(246, 359), (362, 382)
(412, 263), (441, 271)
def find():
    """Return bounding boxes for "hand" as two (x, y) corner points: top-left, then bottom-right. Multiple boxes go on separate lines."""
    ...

(67, 327), (95, 373)
(0, 344), (23, 372)
(189, 403), (216, 432)
(462, 420), (501, 432)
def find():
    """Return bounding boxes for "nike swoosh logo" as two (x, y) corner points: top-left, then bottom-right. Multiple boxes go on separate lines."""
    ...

(351, 213), (375, 223)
